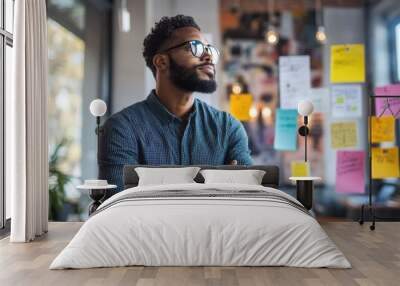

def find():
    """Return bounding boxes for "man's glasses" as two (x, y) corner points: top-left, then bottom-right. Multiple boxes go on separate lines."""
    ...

(161, 40), (220, 64)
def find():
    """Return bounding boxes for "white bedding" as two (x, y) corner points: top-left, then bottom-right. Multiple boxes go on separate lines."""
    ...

(50, 183), (351, 269)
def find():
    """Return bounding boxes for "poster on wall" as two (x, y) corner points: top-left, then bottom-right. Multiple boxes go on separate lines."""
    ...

(330, 44), (365, 83)
(279, 56), (311, 109)
(331, 84), (362, 118)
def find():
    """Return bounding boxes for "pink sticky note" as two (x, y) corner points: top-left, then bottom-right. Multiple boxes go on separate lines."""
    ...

(336, 151), (365, 194)
(374, 84), (400, 96)
(374, 84), (400, 117)
(375, 98), (400, 117)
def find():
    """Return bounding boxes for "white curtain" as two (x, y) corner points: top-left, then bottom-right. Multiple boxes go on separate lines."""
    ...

(7, 0), (49, 242)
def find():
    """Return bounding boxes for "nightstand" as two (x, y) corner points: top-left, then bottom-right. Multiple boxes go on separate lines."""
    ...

(77, 180), (117, 215)
(289, 177), (321, 210)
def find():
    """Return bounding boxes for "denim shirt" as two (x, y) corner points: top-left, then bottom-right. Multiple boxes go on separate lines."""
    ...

(99, 90), (252, 192)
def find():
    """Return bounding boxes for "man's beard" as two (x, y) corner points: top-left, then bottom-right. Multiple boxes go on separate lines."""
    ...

(168, 56), (217, 93)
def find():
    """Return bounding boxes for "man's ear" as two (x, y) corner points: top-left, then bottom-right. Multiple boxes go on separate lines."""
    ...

(153, 54), (169, 73)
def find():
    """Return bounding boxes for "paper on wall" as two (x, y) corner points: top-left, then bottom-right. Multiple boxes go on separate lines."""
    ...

(371, 116), (395, 143)
(336, 151), (365, 194)
(331, 121), (358, 149)
(291, 161), (310, 177)
(374, 84), (400, 96)
(331, 84), (362, 118)
(279, 56), (311, 109)
(375, 97), (400, 118)
(374, 84), (400, 118)
(371, 147), (400, 179)
(330, 44), (365, 83)
(274, 109), (298, 151)
(230, 94), (253, 121)
(308, 87), (329, 113)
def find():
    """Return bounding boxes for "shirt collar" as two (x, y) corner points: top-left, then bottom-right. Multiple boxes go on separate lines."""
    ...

(146, 90), (197, 124)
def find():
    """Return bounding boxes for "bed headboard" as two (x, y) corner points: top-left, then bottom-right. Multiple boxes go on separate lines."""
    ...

(123, 165), (279, 189)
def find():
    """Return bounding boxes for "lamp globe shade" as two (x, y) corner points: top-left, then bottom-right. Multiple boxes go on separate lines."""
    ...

(90, 99), (107, 117)
(297, 100), (314, 116)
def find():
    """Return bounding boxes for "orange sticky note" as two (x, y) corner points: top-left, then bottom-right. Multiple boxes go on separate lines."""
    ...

(330, 44), (365, 83)
(371, 116), (395, 143)
(372, 147), (400, 179)
(230, 93), (253, 121)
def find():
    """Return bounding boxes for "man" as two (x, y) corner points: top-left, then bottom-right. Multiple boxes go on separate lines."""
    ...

(99, 15), (252, 193)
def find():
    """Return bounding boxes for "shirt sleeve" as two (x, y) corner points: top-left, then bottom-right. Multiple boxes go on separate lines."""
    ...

(98, 114), (138, 195)
(225, 115), (253, 165)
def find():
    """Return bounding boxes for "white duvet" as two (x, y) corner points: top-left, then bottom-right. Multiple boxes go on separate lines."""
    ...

(50, 183), (351, 269)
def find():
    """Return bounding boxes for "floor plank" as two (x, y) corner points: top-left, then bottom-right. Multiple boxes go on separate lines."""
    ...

(0, 222), (399, 286)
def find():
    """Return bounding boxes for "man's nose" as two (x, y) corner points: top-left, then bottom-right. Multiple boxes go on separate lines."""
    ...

(201, 47), (213, 62)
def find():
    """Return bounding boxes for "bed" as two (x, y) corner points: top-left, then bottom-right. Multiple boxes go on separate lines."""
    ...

(50, 165), (351, 269)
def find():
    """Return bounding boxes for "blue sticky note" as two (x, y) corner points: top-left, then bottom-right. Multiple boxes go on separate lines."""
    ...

(274, 109), (298, 151)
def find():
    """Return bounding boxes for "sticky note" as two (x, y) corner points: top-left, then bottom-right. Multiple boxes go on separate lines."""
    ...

(374, 84), (400, 96)
(375, 97), (400, 118)
(331, 122), (358, 148)
(291, 161), (310, 177)
(330, 44), (365, 83)
(274, 109), (298, 151)
(336, 151), (365, 194)
(371, 116), (395, 143)
(372, 147), (400, 179)
(230, 93), (253, 121)
(331, 84), (362, 118)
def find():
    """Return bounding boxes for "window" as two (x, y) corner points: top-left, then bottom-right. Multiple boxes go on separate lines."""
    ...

(47, 0), (112, 221)
(395, 21), (400, 82)
(389, 17), (400, 83)
(1, 0), (14, 231)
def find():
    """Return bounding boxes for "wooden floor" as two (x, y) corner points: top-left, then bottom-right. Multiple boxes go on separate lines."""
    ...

(0, 222), (399, 286)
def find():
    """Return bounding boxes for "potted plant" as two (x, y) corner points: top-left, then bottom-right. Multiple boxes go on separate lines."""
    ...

(48, 139), (72, 221)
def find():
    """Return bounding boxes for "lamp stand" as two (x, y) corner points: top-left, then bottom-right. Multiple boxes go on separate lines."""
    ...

(298, 116), (309, 162)
(95, 116), (105, 165)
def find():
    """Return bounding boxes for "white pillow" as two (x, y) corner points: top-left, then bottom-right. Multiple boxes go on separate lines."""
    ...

(135, 167), (201, 186)
(200, 169), (266, 185)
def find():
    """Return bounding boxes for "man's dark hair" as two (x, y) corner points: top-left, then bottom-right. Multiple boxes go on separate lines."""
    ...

(143, 15), (201, 77)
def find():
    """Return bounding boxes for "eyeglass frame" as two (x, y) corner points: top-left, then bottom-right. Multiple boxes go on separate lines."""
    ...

(160, 39), (220, 63)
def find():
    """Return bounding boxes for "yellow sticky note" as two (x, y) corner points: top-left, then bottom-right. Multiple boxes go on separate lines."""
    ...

(291, 161), (310, 177)
(230, 94), (253, 121)
(371, 116), (395, 143)
(330, 44), (365, 83)
(331, 122), (358, 148)
(372, 147), (400, 179)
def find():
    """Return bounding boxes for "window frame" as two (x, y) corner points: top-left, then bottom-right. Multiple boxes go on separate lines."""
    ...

(0, 0), (13, 233)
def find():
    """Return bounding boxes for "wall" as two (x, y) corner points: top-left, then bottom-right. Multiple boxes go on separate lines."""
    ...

(112, 0), (222, 113)
(112, 0), (147, 113)
(322, 7), (367, 185)
(81, 5), (104, 180)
